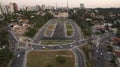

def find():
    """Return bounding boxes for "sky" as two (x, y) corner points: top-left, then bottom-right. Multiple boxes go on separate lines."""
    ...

(0, 0), (120, 8)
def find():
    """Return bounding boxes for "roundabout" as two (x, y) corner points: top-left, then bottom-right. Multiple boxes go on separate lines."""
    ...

(15, 18), (91, 67)
(33, 18), (82, 47)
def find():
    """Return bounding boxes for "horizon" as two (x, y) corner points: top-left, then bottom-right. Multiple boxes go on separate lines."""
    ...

(0, 0), (120, 8)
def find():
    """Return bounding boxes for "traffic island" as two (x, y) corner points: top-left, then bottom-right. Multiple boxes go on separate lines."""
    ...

(27, 50), (75, 67)
(64, 23), (74, 37)
(44, 22), (57, 37)
(40, 40), (75, 45)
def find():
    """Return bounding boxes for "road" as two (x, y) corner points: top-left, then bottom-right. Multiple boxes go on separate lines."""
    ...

(92, 28), (115, 67)
(29, 36), (93, 51)
(11, 48), (25, 67)
(9, 18), (92, 67)
(66, 19), (82, 40)
(33, 19), (56, 43)
(33, 18), (82, 43)
(72, 48), (85, 67)
(52, 20), (66, 39)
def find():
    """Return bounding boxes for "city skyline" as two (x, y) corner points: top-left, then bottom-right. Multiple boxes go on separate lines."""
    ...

(0, 0), (120, 8)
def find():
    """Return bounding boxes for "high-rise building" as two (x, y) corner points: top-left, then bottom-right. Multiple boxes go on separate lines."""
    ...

(80, 3), (85, 9)
(6, 5), (11, 13)
(0, 2), (18, 14)
(0, 6), (2, 15)
(13, 3), (18, 12)
(9, 3), (14, 13)
(9, 3), (18, 13)
(0, 5), (8, 14)
(41, 4), (45, 10)
(2, 5), (8, 14)
(0, 2), (3, 15)
(34, 5), (40, 11)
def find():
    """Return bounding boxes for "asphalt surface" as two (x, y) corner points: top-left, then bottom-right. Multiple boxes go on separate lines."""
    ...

(52, 21), (66, 39)
(33, 18), (81, 43)
(72, 48), (85, 67)
(66, 19), (81, 40)
(33, 19), (56, 43)
(92, 30), (115, 67)
(9, 18), (93, 67)
(30, 37), (93, 50)
(11, 48), (25, 67)
(8, 31), (18, 54)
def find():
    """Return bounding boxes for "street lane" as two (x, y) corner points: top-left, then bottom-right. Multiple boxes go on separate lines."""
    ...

(11, 49), (25, 67)
(72, 48), (85, 67)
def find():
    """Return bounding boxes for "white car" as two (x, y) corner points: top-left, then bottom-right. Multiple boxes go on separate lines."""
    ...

(31, 47), (34, 50)
(100, 53), (103, 55)
(96, 50), (98, 53)
(70, 45), (73, 47)
(17, 54), (20, 58)
(59, 46), (63, 48)
(42, 46), (45, 49)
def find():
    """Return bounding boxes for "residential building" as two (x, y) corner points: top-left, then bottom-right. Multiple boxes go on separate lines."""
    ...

(114, 51), (120, 67)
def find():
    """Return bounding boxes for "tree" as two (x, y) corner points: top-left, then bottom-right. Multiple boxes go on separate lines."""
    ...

(0, 28), (9, 47)
(116, 29), (120, 38)
(0, 48), (13, 67)
(25, 28), (37, 38)
(107, 45), (113, 51)
(56, 56), (66, 64)
(46, 64), (53, 67)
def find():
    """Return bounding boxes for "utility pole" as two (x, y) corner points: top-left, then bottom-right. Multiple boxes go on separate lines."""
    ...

(66, 0), (69, 13)
(56, 1), (57, 10)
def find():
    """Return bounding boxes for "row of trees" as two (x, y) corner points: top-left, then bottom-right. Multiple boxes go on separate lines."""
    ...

(69, 9), (92, 37)
(0, 23), (13, 67)
(0, 48), (13, 67)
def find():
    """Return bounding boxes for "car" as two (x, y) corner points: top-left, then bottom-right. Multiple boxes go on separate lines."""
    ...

(31, 47), (34, 50)
(42, 46), (45, 49)
(96, 50), (98, 53)
(100, 53), (103, 55)
(70, 45), (73, 47)
(59, 46), (63, 48)
(17, 54), (20, 58)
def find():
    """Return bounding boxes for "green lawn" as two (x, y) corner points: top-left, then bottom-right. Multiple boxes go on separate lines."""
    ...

(66, 30), (73, 36)
(27, 51), (75, 67)
(66, 23), (72, 29)
(47, 24), (55, 29)
(44, 23), (56, 36)
(40, 40), (74, 45)
(65, 23), (74, 36)
(45, 30), (52, 36)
